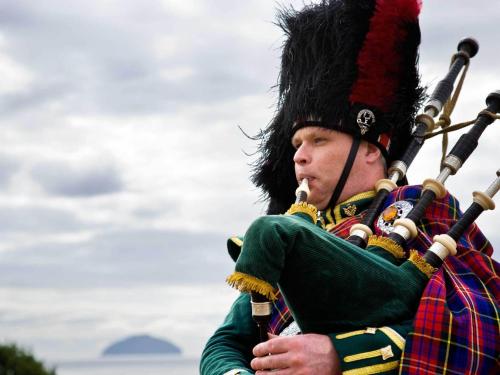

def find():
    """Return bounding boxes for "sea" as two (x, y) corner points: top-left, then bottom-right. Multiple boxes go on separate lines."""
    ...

(53, 356), (199, 375)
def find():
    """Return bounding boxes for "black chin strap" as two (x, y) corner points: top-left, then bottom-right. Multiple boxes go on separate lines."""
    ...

(327, 137), (361, 209)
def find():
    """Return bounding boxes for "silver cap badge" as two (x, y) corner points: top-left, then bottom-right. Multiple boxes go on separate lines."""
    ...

(357, 109), (376, 135)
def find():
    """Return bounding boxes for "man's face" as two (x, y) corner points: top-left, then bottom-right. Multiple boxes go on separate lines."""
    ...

(292, 127), (354, 210)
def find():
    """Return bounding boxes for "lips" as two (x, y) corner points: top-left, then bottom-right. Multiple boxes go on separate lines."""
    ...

(297, 174), (316, 184)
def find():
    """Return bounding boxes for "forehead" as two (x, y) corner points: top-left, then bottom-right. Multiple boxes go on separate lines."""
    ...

(291, 126), (337, 142)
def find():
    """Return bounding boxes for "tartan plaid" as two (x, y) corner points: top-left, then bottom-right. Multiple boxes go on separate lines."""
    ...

(268, 185), (499, 373)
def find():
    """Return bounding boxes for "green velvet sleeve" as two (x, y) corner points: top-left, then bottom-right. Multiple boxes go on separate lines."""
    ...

(330, 320), (413, 374)
(200, 293), (259, 375)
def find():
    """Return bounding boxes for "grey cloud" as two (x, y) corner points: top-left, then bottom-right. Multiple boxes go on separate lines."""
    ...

(419, 2), (500, 74)
(31, 161), (124, 197)
(0, 228), (231, 288)
(0, 155), (20, 188)
(0, 206), (84, 233)
(132, 207), (171, 219)
(0, 82), (72, 115)
(0, 0), (277, 118)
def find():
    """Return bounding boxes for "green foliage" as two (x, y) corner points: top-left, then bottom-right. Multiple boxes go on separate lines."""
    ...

(0, 344), (56, 375)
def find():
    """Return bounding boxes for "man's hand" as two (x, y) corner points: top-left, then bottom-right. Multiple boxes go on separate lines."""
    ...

(250, 333), (341, 375)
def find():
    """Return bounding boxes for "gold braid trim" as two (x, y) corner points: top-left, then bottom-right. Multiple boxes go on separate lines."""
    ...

(230, 236), (243, 247)
(408, 250), (437, 279)
(367, 235), (405, 259)
(343, 361), (399, 375)
(226, 271), (278, 301)
(285, 202), (318, 223)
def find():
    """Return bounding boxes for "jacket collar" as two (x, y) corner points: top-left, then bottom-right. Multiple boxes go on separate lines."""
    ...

(322, 190), (376, 228)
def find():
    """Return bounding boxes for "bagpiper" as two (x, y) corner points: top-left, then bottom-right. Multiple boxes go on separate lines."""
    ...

(201, 1), (499, 374)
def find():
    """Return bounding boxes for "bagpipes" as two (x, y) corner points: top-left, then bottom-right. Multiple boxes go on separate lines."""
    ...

(226, 39), (500, 341)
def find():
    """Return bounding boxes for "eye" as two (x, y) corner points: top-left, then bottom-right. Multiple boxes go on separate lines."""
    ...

(313, 137), (326, 145)
(292, 140), (302, 150)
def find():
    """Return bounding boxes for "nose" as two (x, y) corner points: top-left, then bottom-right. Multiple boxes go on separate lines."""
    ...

(293, 143), (310, 165)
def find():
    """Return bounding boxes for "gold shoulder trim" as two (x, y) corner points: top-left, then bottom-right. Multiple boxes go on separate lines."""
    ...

(226, 271), (278, 301)
(285, 202), (318, 223)
(230, 237), (243, 247)
(344, 345), (394, 363)
(325, 207), (334, 225)
(367, 236), (405, 259)
(378, 326), (405, 350)
(333, 205), (344, 224)
(409, 250), (437, 279)
(336, 327), (377, 340)
(335, 330), (366, 339)
(343, 360), (399, 375)
(340, 190), (377, 205)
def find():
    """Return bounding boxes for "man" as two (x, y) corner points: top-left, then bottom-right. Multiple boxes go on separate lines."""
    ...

(200, 0), (498, 374)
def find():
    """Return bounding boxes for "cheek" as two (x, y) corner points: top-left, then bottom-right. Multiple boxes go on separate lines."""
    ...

(319, 152), (341, 174)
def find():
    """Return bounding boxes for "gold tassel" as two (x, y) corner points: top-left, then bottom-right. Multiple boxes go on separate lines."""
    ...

(367, 235), (405, 259)
(408, 250), (437, 279)
(285, 202), (318, 223)
(226, 271), (278, 301)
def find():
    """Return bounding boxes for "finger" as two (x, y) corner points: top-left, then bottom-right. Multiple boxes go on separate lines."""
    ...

(251, 353), (289, 371)
(268, 333), (278, 339)
(253, 336), (290, 357)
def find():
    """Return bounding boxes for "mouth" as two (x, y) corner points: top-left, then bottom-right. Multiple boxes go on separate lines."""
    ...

(297, 175), (316, 184)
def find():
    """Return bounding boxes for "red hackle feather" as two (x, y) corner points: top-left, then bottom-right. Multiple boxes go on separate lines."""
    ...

(350, 0), (422, 111)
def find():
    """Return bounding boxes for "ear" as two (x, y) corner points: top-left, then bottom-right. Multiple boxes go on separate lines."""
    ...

(362, 141), (382, 164)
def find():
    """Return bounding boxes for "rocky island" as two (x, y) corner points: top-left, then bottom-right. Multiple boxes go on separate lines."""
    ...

(102, 334), (182, 356)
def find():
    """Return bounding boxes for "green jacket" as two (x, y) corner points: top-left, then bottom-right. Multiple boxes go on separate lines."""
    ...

(201, 192), (415, 374)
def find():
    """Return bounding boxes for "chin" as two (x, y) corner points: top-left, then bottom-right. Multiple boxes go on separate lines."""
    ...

(309, 199), (326, 210)
(307, 191), (328, 210)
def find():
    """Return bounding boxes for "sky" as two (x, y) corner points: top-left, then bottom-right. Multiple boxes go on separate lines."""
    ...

(0, 0), (498, 364)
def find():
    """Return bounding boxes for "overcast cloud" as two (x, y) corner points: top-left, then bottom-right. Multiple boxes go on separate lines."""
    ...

(0, 0), (498, 362)
(31, 160), (124, 196)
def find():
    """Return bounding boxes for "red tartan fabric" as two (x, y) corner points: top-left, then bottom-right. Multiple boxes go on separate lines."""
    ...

(268, 185), (499, 374)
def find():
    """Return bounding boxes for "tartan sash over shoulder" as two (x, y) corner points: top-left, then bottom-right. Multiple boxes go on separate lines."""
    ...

(268, 185), (499, 374)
